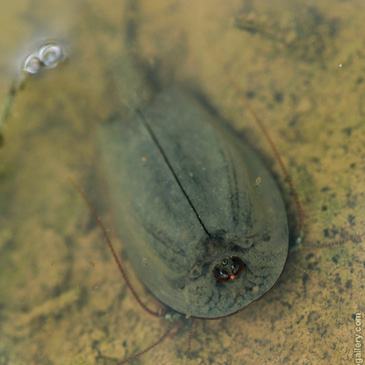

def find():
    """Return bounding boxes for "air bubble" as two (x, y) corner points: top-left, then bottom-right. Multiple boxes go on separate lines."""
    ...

(38, 42), (65, 69)
(21, 40), (66, 75)
(23, 54), (42, 74)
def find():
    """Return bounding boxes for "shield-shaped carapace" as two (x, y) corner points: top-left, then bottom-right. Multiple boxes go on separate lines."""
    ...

(98, 87), (288, 319)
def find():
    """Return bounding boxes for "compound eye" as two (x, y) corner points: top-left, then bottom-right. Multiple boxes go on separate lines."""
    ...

(214, 267), (230, 282)
(231, 257), (244, 276)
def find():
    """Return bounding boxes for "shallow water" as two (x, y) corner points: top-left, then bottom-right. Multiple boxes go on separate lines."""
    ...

(0, 0), (364, 364)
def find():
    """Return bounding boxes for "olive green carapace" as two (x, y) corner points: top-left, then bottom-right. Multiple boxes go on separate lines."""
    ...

(98, 87), (288, 319)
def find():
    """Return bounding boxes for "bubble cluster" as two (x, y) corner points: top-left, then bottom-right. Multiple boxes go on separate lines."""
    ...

(22, 41), (66, 75)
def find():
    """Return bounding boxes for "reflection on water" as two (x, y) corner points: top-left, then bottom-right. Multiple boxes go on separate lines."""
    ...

(0, 0), (364, 364)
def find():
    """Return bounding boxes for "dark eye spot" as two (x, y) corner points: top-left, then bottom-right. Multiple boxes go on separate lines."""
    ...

(231, 257), (244, 276)
(213, 257), (245, 282)
(214, 267), (230, 282)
